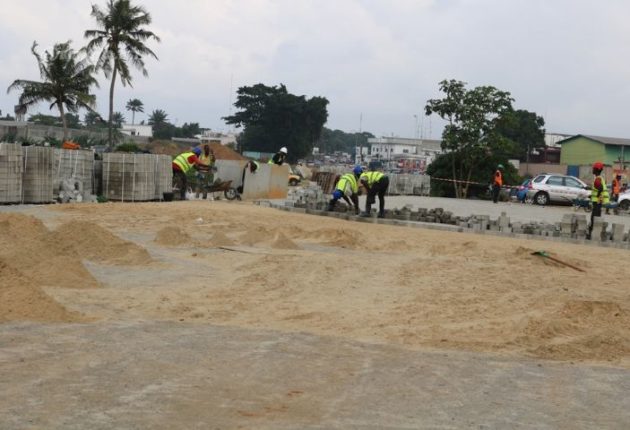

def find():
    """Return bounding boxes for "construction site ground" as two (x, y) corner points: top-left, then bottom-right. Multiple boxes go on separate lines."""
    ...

(1, 200), (629, 429)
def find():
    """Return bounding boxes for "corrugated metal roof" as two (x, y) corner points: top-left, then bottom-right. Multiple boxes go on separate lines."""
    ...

(559, 134), (630, 146)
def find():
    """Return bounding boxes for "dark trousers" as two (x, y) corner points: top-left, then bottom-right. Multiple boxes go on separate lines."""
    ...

(174, 170), (187, 200)
(366, 177), (389, 216)
(492, 184), (501, 203)
(588, 202), (602, 239)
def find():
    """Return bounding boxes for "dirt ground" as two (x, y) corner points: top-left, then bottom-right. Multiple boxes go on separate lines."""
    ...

(1, 201), (629, 367)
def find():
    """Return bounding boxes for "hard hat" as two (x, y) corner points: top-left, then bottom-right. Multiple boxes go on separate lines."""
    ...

(592, 161), (604, 170)
(497, 164), (505, 170)
(192, 147), (202, 156)
(279, 147), (288, 154)
(353, 165), (363, 175)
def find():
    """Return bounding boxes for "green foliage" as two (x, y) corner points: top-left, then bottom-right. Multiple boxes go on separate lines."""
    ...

(96, 195), (108, 203)
(316, 128), (374, 155)
(125, 98), (144, 124)
(427, 152), (520, 198)
(29, 113), (60, 126)
(84, 110), (106, 128)
(112, 112), (125, 128)
(494, 109), (546, 161)
(7, 41), (98, 139)
(148, 109), (168, 126)
(223, 83), (329, 161)
(425, 79), (514, 198)
(43, 135), (62, 147)
(84, 0), (160, 147)
(115, 142), (141, 152)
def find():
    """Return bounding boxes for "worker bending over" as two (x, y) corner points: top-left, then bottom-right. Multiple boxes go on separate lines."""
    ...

(269, 147), (288, 166)
(588, 161), (610, 239)
(359, 169), (389, 218)
(172, 147), (203, 200)
(327, 166), (363, 214)
(237, 160), (259, 194)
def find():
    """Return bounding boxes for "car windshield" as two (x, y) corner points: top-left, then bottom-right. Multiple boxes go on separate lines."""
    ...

(565, 177), (584, 188)
(546, 176), (564, 186)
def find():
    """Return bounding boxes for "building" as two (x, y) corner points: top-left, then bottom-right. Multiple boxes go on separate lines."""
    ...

(367, 137), (442, 172)
(120, 124), (153, 138)
(197, 130), (238, 147)
(558, 134), (630, 168)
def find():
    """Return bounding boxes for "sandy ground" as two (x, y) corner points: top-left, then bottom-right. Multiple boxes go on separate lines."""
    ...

(2, 201), (629, 367)
(2, 200), (630, 428)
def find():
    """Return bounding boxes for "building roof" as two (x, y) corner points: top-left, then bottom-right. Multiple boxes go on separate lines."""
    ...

(368, 137), (442, 150)
(558, 134), (630, 147)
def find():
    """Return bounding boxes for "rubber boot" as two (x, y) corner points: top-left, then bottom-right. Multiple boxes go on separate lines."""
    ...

(327, 199), (336, 212)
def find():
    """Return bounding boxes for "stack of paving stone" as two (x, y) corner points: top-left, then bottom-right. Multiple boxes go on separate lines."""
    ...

(153, 154), (173, 200)
(53, 148), (95, 201)
(102, 153), (157, 201)
(0, 142), (23, 203)
(22, 146), (54, 203)
(286, 183), (328, 210)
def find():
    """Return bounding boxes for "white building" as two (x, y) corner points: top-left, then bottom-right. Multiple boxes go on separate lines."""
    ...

(197, 130), (238, 146)
(121, 124), (153, 138)
(368, 137), (442, 160)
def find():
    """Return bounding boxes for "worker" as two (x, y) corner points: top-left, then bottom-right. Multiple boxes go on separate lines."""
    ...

(268, 147), (288, 166)
(492, 164), (504, 204)
(237, 160), (260, 194)
(359, 168), (389, 218)
(327, 166), (363, 214)
(172, 147), (203, 200)
(587, 161), (610, 240)
(607, 174), (622, 214)
(195, 145), (216, 199)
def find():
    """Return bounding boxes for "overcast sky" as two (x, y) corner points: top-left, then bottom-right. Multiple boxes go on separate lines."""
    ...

(1, 0), (629, 139)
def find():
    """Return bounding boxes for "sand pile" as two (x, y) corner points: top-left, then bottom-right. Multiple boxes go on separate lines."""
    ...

(0, 258), (82, 323)
(238, 228), (270, 246)
(154, 226), (192, 246)
(310, 228), (364, 248)
(209, 231), (235, 247)
(0, 214), (100, 289)
(270, 232), (300, 250)
(522, 300), (630, 361)
(52, 221), (152, 265)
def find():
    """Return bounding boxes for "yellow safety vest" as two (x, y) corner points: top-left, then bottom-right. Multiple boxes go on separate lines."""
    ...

(173, 152), (196, 174)
(360, 171), (384, 187)
(591, 175), (610, 204)
(198, 153), (214, 167)
(336, 173), (358, 194)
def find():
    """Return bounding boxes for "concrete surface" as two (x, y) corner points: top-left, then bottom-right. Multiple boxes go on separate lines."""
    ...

(1, 322), (629, 430)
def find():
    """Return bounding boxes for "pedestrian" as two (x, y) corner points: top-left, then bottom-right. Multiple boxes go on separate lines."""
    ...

(172, 147), (203, 200)
(268, 147), (288, 166)
(492, 164), (504, 203)
(195, 145), (216, 199)
(608, 174), (622, 214)
(587, 161), (610, 239)
(359, 168), (389, 218)
(327, 166), (363, 214)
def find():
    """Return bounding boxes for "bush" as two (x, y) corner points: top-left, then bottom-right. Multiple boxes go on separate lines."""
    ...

(115, 143), (141, 153)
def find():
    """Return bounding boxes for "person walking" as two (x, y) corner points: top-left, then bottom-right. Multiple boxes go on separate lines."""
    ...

(172, 147), (202, 200)
(492, 164), (504, 203)
(327, 166), (363, 214)
(587, 161), (610, 239)
(359, 169), (389, 218)
(268, 147), (288, 166)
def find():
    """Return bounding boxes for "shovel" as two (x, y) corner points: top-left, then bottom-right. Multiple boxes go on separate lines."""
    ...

(531, 250), (585, 272)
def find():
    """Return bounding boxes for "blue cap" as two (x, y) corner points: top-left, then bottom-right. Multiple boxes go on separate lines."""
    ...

(192, 147), (202, 156)
(353, 165), (363, 175)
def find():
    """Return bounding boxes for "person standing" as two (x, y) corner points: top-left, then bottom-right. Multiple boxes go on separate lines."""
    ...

(359, 169), (389, 218)
(607, 174), (622, 214)
(492, 164), (504, 203)
(196, 145), (216, 199)
(588, 161), (610, 239)
(327, 166), (363, 214)
(172, 147), (202, 200)
(268, 147), (288, 166)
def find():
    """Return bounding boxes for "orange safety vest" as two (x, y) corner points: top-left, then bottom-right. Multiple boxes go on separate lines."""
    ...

(494, 170), (503, 186)
(612, 178), (621, 195)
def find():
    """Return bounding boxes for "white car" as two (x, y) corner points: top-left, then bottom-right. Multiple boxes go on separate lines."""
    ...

(618, 190), (630, 211)
(526, 173), (590, 205)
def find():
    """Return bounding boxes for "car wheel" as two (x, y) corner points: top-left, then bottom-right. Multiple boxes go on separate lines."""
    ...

(534, 192), (549, 206)
(289, 179), (298, 186)
(224, 188), (238, 200)
(620, 200), (630, 211)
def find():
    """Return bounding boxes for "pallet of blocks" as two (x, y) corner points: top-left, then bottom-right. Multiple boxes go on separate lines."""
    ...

(154, 154), (173, 200)
(102, 153), (158, 201)
(22, 146), (54, 203)
(0, 142), (23, 203)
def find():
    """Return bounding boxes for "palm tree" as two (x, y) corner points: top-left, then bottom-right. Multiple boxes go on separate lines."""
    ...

(148, 109), (168, 126)
(85, 110), (105, 127)
(84, 0), (160, 148)
(112, 111), (126, 128)
(7, 41), (98, 141)
(125, 98), (143, 124)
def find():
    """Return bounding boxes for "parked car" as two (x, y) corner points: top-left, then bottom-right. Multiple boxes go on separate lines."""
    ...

(618, 190), (630, 211)
(526, 174), (590, 206)
(510, 179), (532, 203)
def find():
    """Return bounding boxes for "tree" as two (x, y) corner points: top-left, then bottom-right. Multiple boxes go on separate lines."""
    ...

(112, 111), (125, 128)
(425, 79), (513, 198)
(125, 98), (144, 124)
(85, 110), (106, 127)
(84, 0), (160, 148)
(223, 83), (329, 160)
(316, 128), (375, 155)
(148, 108), (168, 126)
(494, 109), (545, 161)
(148, 109), (175, 139)
(7, 41), (98, 140)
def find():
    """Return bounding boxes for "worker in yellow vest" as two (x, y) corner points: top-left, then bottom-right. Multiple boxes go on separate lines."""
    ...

(327, 166), (363, 214)
(268, 147), (288, 166)
(359, 169), (389, 218)
(588, 161), (610, 239)
(172, 147), (202, 200)
(195, 145), (216, 199)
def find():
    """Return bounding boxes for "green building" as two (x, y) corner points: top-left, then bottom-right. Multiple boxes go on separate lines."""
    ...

(559, 134), (630, 166)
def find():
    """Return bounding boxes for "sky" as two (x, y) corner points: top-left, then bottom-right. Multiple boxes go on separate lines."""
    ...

(1, 0), (630, 139)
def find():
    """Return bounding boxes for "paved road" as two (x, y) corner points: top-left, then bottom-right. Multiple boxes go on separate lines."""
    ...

(1, 322), (629, 429)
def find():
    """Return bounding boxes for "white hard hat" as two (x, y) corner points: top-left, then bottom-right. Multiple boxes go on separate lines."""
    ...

(280, 147), (288, 154)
